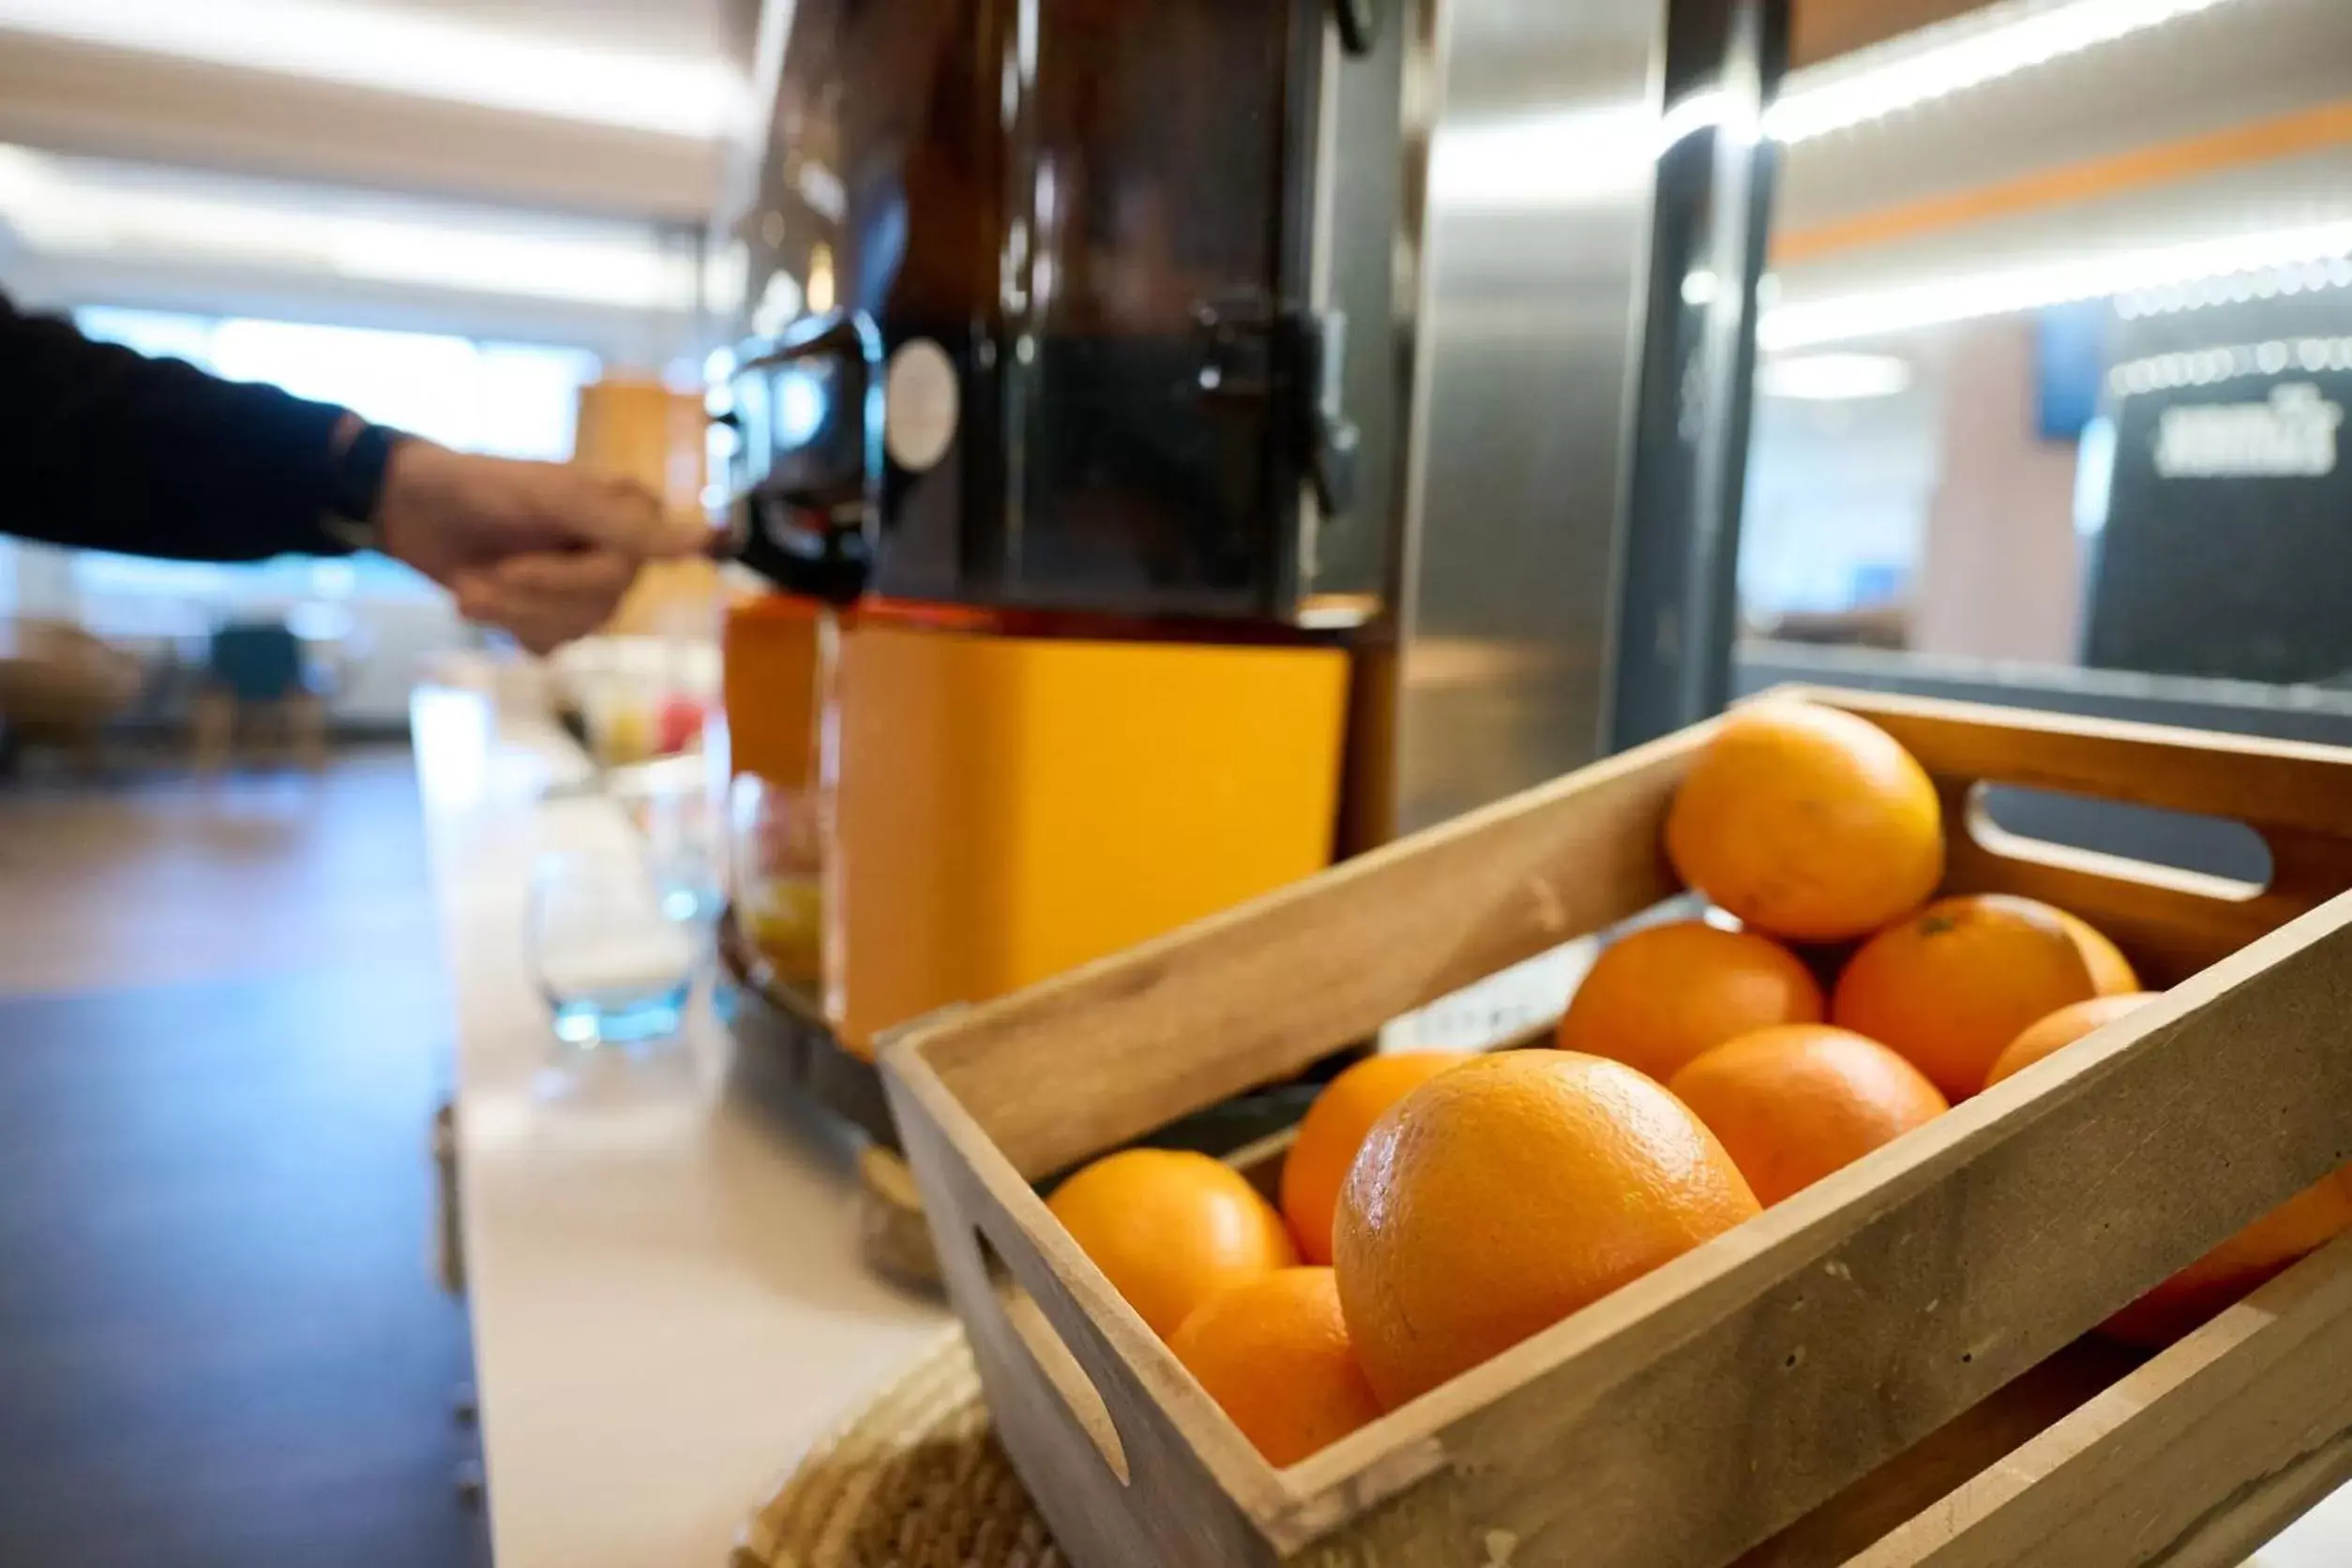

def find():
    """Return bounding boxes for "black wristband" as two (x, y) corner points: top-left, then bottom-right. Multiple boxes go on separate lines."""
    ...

(321, 420), (407, 550)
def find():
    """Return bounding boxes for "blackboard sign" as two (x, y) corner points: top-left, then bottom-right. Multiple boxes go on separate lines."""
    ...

(2086, 291), (2352, 686)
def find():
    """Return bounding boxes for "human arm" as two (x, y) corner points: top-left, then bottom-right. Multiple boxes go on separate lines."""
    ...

(0, 293), (353, 563)
(0, 294), (710, 651)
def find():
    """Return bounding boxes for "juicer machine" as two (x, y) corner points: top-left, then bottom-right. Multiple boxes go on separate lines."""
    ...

(706, 0), (1787, 1114)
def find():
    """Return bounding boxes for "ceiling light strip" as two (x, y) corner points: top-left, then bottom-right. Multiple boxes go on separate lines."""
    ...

(1760, 219), (2352, 351)
(2111, 338), (2352, 398)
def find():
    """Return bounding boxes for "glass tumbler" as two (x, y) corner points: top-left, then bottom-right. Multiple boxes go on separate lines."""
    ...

(730, 772), (827, 994)
(528, 848), (698, 1049)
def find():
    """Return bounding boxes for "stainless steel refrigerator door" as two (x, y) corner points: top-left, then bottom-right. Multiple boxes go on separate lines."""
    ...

(1387, 0), (1666, 834)
(1380, 0), (1782, 836)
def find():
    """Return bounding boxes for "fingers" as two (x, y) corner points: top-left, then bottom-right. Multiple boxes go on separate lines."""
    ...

(558, 472), (712, 561)
(378, 445), (717, 593)
(454, 550), (641, 656)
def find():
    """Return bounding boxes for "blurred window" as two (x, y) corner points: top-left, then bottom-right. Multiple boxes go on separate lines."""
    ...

(68, 308), (597, 609)
(1739, 0), (2352, 691)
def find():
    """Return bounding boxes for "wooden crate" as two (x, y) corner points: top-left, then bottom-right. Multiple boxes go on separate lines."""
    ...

(880, 688), (2352, 1568)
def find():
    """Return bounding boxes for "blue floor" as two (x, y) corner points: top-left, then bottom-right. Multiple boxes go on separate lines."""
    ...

(0, 775), (485, 1566)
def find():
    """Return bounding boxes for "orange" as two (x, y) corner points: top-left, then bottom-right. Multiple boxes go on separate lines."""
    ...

(1556, 920), (1824, 1083)
(1281, 1053), (1467, 1265)
(1832, 895), (2098, 1101)
(1048, 1149), (1297, 1338)
(2058, 911), (2141, 995)
(1667, 1025), (1948, 1206)
(1168, 1267), (1383, 1467)
(1333, 1051), (1758, 1409)
(1665, 699), (1943, 942)
(1983, 992), (2156, 1090)
(2103, 1166), (2352, 1348)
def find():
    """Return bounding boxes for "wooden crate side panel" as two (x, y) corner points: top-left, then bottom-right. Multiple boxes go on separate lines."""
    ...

(903, 726), (1702, 1180)
(2263, 822), (2352, 910)
(1815, 686), (2352, 985)
(1937, 796), (2288, 988)
(1274, 897), (2352, 1568)
(1855, 1231), (2352, 1568)
(1821, 688), (2352, 840)
(884, 1058), (1294, 1567)
(1293, 1344), (2147, 1568)
(1732, 1342), (2141, 1568)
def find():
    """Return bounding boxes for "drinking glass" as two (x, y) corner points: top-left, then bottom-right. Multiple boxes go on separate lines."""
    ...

(528, 848), (698, 1049)
(730, 772), (826, 993)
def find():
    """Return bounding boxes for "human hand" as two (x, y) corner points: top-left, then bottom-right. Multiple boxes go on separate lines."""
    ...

(376, 439), (712, 655)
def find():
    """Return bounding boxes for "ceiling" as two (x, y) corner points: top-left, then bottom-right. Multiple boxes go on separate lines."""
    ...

(1768, 0), (2352, 343)
(1792, 0), (1996, 67)
(3, 0), (2342, 356)
(0, 0), (2016, 229)
(1779, 0), (2352, 238)
(0, 0), (753, 222)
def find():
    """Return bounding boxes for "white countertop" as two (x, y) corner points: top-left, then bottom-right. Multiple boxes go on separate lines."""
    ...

(411, 676), (948, 1568)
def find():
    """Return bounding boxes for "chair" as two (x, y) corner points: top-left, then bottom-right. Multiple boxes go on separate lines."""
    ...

(0, 619), (143, 776)
(193, 621), (326, 771)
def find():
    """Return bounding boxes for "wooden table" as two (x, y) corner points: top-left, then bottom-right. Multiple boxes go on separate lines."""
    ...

(411, 675), (947, 1568)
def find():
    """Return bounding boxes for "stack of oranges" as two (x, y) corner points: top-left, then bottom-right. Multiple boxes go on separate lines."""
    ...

(1043, 697), (2352, 1468)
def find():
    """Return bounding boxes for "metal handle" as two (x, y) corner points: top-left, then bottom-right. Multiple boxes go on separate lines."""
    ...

(1194, 295), (1359, 518)
(1334, 0), (1377, 54)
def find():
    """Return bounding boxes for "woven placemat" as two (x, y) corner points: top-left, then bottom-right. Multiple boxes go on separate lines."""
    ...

(733, 1327), (1064, 1568)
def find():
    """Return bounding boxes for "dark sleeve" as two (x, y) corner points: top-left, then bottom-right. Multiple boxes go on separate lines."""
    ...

(0, 293), (358, 563)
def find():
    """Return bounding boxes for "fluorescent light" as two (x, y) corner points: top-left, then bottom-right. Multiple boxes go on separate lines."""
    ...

(2120, 256), (2352, 318)
(1769, 0), (2254, 144)
(1431, 88), (1730, 213)
(1758, 353), (1914, 400)
(1760, 219), (2352, 351)
(0, 0), (746, 140)
(2110, 339), (2352, 398)
(1430, 102), (1656, 211)
(0, 145), (699, 313)
(1438, 0), (2245, 211)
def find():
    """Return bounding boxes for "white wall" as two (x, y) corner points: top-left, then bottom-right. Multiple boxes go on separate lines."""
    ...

(1914, 319), (2085, 662)
(1741, 356), (1944, 619)
(1741, 318), (2094, 663)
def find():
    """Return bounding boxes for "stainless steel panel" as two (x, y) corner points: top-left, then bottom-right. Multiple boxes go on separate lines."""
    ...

(1389, 0), (1666, 833)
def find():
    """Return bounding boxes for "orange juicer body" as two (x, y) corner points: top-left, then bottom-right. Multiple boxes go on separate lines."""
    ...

(724, 594), (1350, 1059)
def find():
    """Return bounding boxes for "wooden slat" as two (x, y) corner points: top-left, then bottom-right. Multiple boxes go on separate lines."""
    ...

(1828, 686), (2352, 985)
(886, 1057), (1295, 1568)
(1941, 816), (2283, 988)
(1734, 1342), (2141, 1568)
(904, 725), (1701, 1180)
(1817, 686), (2352, 841)
(1858, 1231), (2352, 1567)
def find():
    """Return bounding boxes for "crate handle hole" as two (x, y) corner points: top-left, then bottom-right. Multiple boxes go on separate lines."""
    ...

(977, 1229), (1132, 1486)
(1964, 782), (2270, 903)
